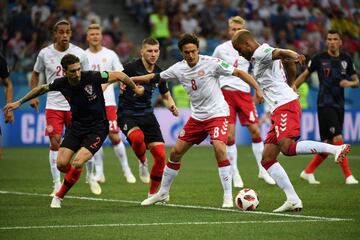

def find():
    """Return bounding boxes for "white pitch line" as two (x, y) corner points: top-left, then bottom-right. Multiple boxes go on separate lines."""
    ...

(0, 190), (352, 222)
(0, 219), (352, 231)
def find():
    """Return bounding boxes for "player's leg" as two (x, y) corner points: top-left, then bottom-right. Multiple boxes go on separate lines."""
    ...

(247, 123), (275, 185)
(108, 106), (136, 183)
(46, 109), (68, 196)
(85, 156), (95, 183)
(262, 142), (303, 212)
(208, 116), (233, 208)
(91, 148), (104, 182)
(109, 132), (136, 183)
(147, 142), (166, 195)
(141, 117), (204, 205)
(222, 89), (243, 187)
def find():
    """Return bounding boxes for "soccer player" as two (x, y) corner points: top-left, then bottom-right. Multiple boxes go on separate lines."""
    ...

(85, 23), (136, 191)
(29, 20), (90, 196)
(133, 34), (264, 208)
(232, 29), (351, 212)
(1, 53), (14, 160)
(293, 30), (359, 185)
(212, 16), (275, 187)
(3, 54), (144, 208)
(118, 37), (179, 197)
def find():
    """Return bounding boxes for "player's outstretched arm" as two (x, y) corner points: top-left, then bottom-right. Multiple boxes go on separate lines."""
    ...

(2, 76), (14, 123)
(107, 71), (144, 96)
(29, 71), (40, 111)
(161, 91), (179, 116)
(130, 73), (156, 83)
(3, 84), (50, 113)
(232, 68), (264, 103)
(272, 49), (306, 65)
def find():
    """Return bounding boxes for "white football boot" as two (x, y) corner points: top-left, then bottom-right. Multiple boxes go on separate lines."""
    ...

(300, 171), (320, 184)
(273, 200), (303, 213)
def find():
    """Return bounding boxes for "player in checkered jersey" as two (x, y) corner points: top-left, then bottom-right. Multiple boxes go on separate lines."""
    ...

(232, 29), (351, 212)
(30, 20), (90, 196)
(212, 16), (275, 187)
(132, 34), (264, 208)
(85, 24), (136, 194)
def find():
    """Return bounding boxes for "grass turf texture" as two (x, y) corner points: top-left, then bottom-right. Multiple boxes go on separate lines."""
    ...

(0, 146), (359, 240)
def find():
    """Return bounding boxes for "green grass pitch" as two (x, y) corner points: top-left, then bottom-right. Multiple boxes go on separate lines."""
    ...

(0, 145), (359, 240)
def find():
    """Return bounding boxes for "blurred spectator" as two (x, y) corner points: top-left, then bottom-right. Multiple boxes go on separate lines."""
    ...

(247, 10), (265, 39)
(149, 5), (171, 59)
(116, 35), (134, 63)
(181, 6), (199, 34)
(198, 0), (216, 37)
(31, 0), (50, 24)
(7, 31), (26, 70)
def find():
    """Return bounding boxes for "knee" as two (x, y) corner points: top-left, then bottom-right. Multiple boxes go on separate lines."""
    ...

(129, 129), (145, 146)
(227, 134), (235, 145)
(49, 136), (61, 150)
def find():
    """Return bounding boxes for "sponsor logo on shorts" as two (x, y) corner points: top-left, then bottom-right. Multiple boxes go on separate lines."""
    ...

(179, 129), (185, 137)
(330, 126), (335, 134)
(123, 124), (128, 131)
(46, 125), (54, 133)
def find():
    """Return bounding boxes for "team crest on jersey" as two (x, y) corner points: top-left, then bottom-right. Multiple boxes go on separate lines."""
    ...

(84, 85), (93, 95)
(198, 70), (205, 76)
(341, 61), (347, 75)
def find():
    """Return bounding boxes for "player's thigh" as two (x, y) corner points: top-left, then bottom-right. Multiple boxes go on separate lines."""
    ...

(60, 129), (82, 154)
(138, 114), (165, 144)
(263, 143), (280, 161)
(318, 107), (344, 141)
(118, 115), (138, 141)
(178, 117), (208, 144)
(106, 106), (120, 134)
(212, 140), (227, 161)
(82, 127), (109, 156)
(45, 109), (68, 136)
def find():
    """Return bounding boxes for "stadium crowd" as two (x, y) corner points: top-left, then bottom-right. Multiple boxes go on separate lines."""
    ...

(1, 0), (359, 85)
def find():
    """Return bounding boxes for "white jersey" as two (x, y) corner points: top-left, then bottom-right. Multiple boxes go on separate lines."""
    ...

(212, 40), (250, 92)
(34, 43), (90, 110)
(85, 47), (123, 106)
(160, 55), (234, 120)
(251, 43), (298, 113)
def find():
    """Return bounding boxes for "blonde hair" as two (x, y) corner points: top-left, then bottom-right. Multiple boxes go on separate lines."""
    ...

(228, 16), (246, 27)
(87, 23), (102, 33)
(232, 29), (253, 48)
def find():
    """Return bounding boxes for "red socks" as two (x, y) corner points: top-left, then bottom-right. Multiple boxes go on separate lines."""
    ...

(149, 145), (166, 194)
(56, 166), (82, 199)
(333, 140), (352, 177)
(304, 153), (328, 173)
(128, 129), (147, 164)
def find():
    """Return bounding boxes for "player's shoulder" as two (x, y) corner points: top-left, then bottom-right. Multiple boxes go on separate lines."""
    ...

(339, 51), (352, 61)
(38, 43), (54, 55)
(69, 43), (85, 53)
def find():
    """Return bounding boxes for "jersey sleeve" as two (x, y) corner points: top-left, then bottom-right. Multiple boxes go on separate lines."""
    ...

(257, 44), (275, 62)
(212, 46), (221, 58)
(0, 55), (10, 79)
(158, 80), (169, 94)
(93, 71), (109, 85)
(307, 54), (319, 73)
(160, 65), (178, 81)
(346, 55), (356, 76)
(80, 52), (91, 71)
(33, 50), (45, 73)
(111, 52), (124, 71)
(48, 78), (63, 91)
(215, 58), (235, 77)
(123, 62), (134, 76)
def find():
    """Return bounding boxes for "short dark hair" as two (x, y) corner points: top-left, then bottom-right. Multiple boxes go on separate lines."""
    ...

(327, 29), (342, 38)
(61, 54), (80, 70)
(177, 33), (199, 51)
(53, 20), (71, 32)
(142, 37), (159, 47)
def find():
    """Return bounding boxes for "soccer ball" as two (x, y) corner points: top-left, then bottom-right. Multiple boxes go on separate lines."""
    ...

(235, 188), (259, 211)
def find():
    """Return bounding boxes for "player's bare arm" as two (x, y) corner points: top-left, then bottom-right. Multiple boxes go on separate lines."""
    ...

(107, 71), (144, 96)
(339, 74), (360, 88)
(282, 60), (297, 86)
(2, 76), (14, 123)
(3, 84), (50, 113)
(30, 71), (40, 111)
(232, 68), (264, 103)
(161, 91), (179, 116)
(130, 73), (156, 83)
(272, 49), (306, 66)
(293, 69), (310, 90)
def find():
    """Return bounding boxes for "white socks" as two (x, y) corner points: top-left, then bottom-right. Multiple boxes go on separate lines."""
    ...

(227, 144), (239, 176)
(94, 147), (104, 176)
(218, 165), (232, 196)
(252, 141), (268, 174)
(159, 164), (179, 193)
(296, 140), (338, 155)
(267, 162), (301, 203)
(49, 150), (61, 185)
(114, 141), (131, 173)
